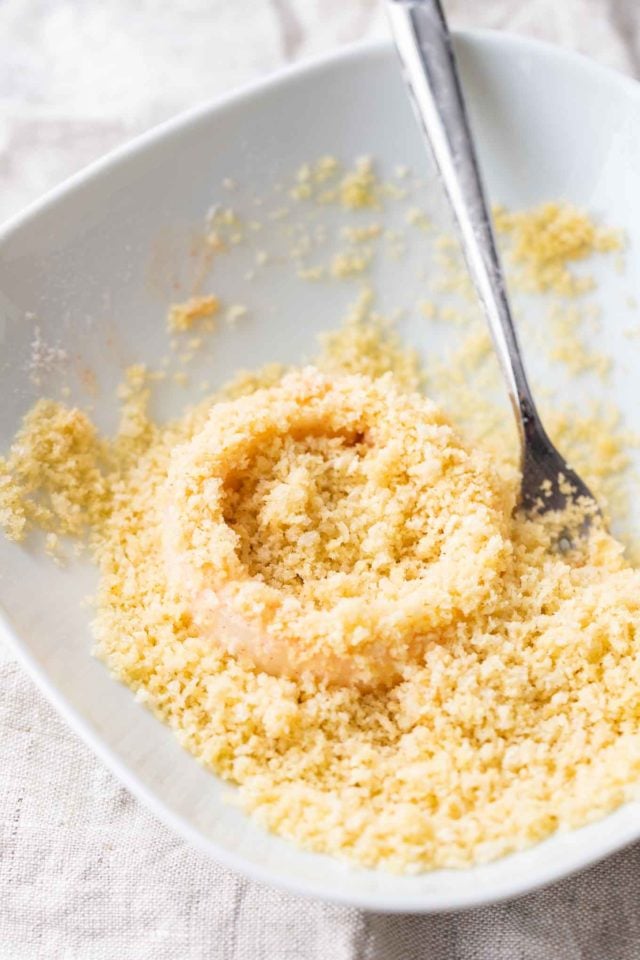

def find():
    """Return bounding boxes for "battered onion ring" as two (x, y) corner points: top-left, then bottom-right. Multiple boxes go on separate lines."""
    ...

(163, 368), (509, 689)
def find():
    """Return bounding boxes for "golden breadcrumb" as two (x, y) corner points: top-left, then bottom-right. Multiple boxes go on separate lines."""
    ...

(164, 368), (510, 690)
(494, 201), (622, 295)
(2, 191), (639, 875)
(167, 294), (220, 332)
(546, 304), (611, 378)
(341, 224), (383, 244)
(317, 290), (423, 392)
(339, 157), (381, 210)
(290, 156), (340, 200)
(91, 352), (640, 872)
(0, 400), (107, 541)
(288, 156), (381, 210)
(297, 266), (326, 282)
(3, 313), (640, 873)
(405, 207), (431, 231)
(330, 250), (372, 278)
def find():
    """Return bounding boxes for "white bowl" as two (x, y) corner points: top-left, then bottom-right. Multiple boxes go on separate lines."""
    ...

(2, 32), (640, 913)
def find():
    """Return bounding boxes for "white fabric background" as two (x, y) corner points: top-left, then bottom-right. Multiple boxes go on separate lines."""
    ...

(2, 1), (640, 956)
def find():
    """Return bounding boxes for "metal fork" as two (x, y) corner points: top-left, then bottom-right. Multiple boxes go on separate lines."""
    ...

(386, 0), (600, 538)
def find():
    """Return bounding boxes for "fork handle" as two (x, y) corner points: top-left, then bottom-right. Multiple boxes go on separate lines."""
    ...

(386, 0), (539, 439)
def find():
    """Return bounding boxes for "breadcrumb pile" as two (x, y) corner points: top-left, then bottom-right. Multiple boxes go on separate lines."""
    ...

(164, 368), (509, 690)
(2, 195), (640, 873)
(494, 201), (622, 295)
(0, 400), (108, 542)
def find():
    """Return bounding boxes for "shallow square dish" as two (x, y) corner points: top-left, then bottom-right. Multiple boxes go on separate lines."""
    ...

(2, 32), (640, 912)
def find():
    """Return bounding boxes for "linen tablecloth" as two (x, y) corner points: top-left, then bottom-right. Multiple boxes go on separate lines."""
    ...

(2, 2), (640, 956)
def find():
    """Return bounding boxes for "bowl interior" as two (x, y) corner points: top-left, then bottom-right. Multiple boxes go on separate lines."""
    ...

(2, 34), (640, 911)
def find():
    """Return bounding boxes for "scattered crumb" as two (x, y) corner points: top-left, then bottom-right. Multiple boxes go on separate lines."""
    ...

(226, 304), (248, 326)
(330, 250), (372, 279)
(203, 205), (243, 254)
(167, 295), (220, 333)
(318, 289), (423, 392)
(547, 304), (611, 379)
(268, 207), (290, 222)
(381, 182), (408, 201)
(341, 224), (382, 244)
(27, 324), (68, 386)
(405, 207), (430, 231)
(339, 157), (381, 210)
(418, 300), (437, 320)
(494, 201), (622, 295)
(297, 266), (326, 282)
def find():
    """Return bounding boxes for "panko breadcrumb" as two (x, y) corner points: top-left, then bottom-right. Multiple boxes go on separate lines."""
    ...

(330, 250), (372, 278)
(339, 157), (380, 210)
(288, 156), (381, 210)
(494, 201), (622, 295)
(2, 198), (640, 874)
(317, 289), (423, 392)
(164, 367), (510, 690)
(0, 400), (107, 541)
(167, 294), (220, 332)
